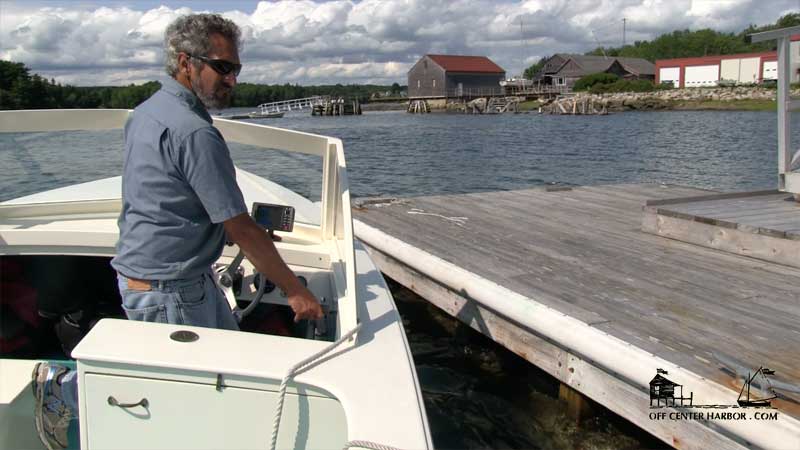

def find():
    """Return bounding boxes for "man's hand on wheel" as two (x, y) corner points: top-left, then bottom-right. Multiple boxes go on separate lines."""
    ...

(286, 285), (323, 322)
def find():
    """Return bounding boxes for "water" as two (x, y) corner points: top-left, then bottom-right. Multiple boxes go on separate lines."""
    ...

(0, 109), (795, 449)
(2, 110), (793, 202)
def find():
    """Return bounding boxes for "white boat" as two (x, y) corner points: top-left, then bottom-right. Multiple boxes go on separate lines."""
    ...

(0, 109), (432, 450)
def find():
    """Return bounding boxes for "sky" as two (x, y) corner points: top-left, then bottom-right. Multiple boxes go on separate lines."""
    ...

(1, 0), (798, 86)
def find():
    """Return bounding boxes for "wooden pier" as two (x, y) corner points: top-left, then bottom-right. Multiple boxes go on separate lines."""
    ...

(352, 184), (800, 450)
(463, 96), (520, 114)
(543, 95), (609, 115)
(311, 98), (362, 116)
(407, 99), (430, 114)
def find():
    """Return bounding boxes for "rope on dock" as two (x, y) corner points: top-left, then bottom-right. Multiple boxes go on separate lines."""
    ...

(407, 208), (468, 226)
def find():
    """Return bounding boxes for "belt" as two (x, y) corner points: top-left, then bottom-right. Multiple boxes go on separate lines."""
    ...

(122, 272), (211, 291)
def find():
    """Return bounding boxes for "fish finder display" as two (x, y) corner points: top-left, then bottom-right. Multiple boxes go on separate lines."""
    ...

(251, 203), (294, 232)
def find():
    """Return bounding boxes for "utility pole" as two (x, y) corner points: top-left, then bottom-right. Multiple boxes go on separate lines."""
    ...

(520, 17), (526, 78)
(591, 29), (608, 59)
(623, 18), (627, 47)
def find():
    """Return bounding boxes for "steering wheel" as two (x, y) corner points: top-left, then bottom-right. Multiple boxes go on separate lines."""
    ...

(215, 249), (266, 322)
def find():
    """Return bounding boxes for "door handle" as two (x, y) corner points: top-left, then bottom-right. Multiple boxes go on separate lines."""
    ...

(107, 396), (149, 409)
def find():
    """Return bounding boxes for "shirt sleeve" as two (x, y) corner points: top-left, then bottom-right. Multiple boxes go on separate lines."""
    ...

(179, 127), (248, 223)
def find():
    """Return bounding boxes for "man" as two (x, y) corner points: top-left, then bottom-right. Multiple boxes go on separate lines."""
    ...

(32, 14), (322, 449)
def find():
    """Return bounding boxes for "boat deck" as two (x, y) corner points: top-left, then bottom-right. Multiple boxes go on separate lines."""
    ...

(352, 184), (800, 450)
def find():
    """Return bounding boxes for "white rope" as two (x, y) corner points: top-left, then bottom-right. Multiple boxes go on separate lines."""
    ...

(269, 323), (362, 450)
(407, 208), (468, 227)
(342, 440), (406, 450)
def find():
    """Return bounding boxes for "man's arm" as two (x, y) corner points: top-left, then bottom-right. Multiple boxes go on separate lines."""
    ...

(223, 213), (322, 321)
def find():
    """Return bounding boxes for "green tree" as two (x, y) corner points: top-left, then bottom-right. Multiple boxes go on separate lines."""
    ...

(0, 61), (29, 91)
(584, 13), (800, 63)
(573, 73), (619, 91)
(523, 56), (549, 79)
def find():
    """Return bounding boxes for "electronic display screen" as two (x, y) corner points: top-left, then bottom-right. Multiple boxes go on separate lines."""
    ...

(251, 203), (294, 232)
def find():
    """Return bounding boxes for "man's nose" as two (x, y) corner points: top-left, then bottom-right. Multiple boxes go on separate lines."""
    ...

(224, 72), (237, 87)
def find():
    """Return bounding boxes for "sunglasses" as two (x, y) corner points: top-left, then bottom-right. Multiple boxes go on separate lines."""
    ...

(187, 53), (242, 77)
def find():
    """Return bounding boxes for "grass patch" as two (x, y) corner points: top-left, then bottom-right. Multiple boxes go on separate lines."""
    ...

(518, 100), (542, 111)
(672, 99), (777, 111)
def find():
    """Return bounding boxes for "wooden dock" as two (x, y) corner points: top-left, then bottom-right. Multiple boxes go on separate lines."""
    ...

(311, 98), (362, 116)
(352, 184), (800, 450)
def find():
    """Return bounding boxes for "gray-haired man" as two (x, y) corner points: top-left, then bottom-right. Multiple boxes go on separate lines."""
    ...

(32, 14), (321, 449)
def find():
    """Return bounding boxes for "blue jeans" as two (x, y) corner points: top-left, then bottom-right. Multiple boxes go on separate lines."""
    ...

(60, 270), (238, 413)
(117, 271), (239, 330)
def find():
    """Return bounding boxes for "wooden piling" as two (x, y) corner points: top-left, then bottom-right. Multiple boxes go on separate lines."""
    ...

(559, 383), (595, 423)
(312, 97), (361, 116)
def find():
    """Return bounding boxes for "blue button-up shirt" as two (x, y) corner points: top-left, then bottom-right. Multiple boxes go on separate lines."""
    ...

(111, 77), (247, 280)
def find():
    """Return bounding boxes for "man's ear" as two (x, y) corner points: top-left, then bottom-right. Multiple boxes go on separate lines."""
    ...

(179, 53), (191, 76)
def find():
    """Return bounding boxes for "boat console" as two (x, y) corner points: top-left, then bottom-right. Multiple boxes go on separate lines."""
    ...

(214, 202), (338, 341)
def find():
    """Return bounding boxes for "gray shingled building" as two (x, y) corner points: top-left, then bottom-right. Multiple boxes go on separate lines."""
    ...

(534, 54), (655, 91)
(407, 54), (506, 98)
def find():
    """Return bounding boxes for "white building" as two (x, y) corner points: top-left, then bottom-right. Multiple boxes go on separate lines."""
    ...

(655, 37), (798, 88)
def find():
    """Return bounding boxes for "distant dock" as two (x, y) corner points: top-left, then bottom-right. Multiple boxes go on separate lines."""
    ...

(214, 111), (284, 120)
(312, 98), (362, 116)
(353, 184), (800, 450)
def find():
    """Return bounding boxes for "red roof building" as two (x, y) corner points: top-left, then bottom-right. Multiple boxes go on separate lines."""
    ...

(408, 54), (506, 98)
(425, 55), (505, 74)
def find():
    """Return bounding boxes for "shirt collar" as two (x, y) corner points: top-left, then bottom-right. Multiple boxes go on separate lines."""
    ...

(161, 77), (212, 123)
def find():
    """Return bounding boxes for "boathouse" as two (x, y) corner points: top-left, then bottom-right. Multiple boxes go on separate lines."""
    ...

(533, 54), (654, 91)
(407, 54), (505, 98)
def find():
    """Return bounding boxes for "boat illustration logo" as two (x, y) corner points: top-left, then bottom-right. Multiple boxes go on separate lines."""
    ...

(736, 366), (778, 407)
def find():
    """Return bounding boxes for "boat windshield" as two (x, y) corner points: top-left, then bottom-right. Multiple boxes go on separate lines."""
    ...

(0, 129), (124, 203)
(228, 143), (323, 227)
(0, 129), (323, 227)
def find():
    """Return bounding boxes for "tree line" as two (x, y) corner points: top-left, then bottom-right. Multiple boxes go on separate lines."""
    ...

(0, 60), (405, 110)
(525, 12), (800, 79)
(231, 82), (403, 106)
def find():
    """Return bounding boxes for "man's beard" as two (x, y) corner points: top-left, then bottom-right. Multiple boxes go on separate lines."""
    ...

(191, 77), (232, 110)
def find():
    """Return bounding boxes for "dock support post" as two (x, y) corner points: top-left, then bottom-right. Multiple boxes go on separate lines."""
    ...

(559, 383), (594, 423)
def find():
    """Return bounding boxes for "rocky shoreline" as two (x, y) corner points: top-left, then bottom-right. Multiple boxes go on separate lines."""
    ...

(544, 86), (793, 113)
(363, 87), (793, 115)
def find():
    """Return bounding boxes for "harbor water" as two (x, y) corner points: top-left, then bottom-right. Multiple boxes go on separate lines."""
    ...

(2, 109), (797, 449)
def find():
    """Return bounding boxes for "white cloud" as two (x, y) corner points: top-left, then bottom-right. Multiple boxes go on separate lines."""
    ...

(0, 0), (796, 86)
